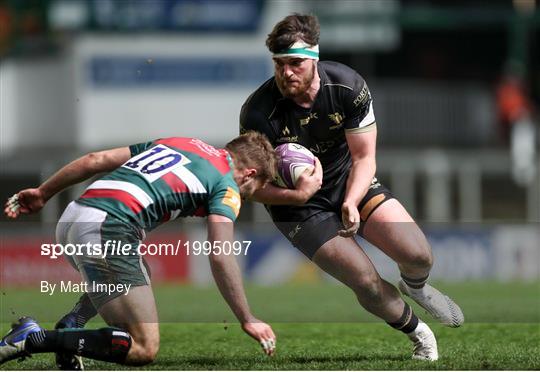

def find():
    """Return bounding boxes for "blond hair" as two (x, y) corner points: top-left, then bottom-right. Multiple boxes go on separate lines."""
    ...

(225, 131), (277, 183)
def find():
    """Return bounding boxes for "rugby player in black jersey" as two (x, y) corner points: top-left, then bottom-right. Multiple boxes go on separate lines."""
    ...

(240, 14), (464, 361)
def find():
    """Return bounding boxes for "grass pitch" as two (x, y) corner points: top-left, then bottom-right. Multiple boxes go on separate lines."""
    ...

(1, 282), (539, 370)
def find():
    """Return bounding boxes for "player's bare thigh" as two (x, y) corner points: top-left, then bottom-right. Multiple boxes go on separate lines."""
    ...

(312, 235), (378, 290)
(361, 198), (433, 270)
(98, 285), (159, 366)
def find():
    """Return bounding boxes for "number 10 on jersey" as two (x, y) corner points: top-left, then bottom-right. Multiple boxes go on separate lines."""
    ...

(123, 145), (191, 183)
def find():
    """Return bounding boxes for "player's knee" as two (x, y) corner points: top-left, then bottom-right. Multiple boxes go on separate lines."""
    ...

(126, 331), (159, 366)
(399, 236), (433, 270)
(353, 274), (384, 302)
(408, 246), (433, 269)
(130, 340), (159, 365)
(139, 347), (158, 364)
(141, 336), (160, 363)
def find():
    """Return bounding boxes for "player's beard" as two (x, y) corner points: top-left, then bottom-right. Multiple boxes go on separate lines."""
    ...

(275, 62), (315, 99)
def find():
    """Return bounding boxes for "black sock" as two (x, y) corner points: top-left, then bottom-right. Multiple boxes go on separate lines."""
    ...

(73, 294), (98, 325)
(401, 273), (429, 289)
(26, 327), (131, 364)
(387, 303), (419, 334)
(56, 294), (98, 329)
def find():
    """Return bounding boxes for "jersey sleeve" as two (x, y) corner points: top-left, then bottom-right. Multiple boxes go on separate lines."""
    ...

(207, 179), (242, 222)
(343, 77), (377, 134)
(239, 102), (277, 144)
(129, 141), (156, 157)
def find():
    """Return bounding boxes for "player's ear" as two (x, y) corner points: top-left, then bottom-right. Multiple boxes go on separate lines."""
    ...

(243, 168), (257, 182)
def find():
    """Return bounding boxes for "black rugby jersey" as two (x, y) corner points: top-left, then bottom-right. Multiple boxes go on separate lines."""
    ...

(240, 61), (376, 190)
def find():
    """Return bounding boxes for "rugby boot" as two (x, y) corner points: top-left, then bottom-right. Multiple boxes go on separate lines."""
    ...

(55, 312), (84, 370)
(0, 317), (42, 365)
(407, 321), (438, 361)
(399, 280), (464, 327)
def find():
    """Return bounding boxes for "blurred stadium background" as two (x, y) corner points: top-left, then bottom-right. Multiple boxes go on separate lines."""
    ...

(0, 0), (539, 361)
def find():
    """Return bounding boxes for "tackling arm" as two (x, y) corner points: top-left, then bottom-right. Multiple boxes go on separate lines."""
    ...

(250, 157), (323, 206)
(4, 147), (131, 218)
(207, 214), (276, 355)
(207, 214), (253, 323)
(240, 103), (322, 206)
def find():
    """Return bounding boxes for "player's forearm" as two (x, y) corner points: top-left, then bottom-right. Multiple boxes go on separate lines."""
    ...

(251, 183), (309, 206)
(209, 253), (254, 323)
(343, 157), (376, 207)
(207, 217), (255, 323)
(39, 150), (126, 201)
(38, 154), (103, 200)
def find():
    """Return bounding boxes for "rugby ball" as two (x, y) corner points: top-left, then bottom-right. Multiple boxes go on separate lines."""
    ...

(274, 143), (316, 188)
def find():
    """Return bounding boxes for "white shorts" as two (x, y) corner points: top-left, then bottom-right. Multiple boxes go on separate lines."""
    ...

(55, 201), (150, 308)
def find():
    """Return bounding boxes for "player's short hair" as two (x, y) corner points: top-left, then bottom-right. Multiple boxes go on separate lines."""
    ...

(266, 13), (320, 54)
(226, 131), (277, 183)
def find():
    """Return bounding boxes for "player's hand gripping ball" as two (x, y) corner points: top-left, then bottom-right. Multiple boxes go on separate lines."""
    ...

(274, 143), (316, 188)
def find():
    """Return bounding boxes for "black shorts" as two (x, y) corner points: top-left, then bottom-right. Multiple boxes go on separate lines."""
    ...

(270, 177), (393, 259)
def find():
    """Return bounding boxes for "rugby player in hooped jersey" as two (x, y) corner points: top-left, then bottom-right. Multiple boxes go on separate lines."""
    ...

(1, 132), (277, 368)
(240, 14), (464, 361)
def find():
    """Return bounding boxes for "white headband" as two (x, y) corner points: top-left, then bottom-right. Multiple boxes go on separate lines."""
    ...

(272, 41), (319, 60)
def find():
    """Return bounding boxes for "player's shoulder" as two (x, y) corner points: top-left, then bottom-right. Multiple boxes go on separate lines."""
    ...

(153, 137), (190, 151)
(319, 61), (367, 91)
(241, 76), (279, 117)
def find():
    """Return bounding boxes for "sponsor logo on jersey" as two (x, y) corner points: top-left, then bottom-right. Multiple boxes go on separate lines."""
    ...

(300, 112), (318, 126)
(221, 187), (241, 217)
(189, 138), (223, 157)
(309, 140), (335, 154)
(328, 112), (344, 129)
(278, 126), (298, 142)
(353, 85), (370, 107)
(282, 126), (291, 136)
(278, 136), (299, 142)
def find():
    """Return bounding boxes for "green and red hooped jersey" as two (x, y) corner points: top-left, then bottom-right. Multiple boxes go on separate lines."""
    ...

(76, 137), (241, 231)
